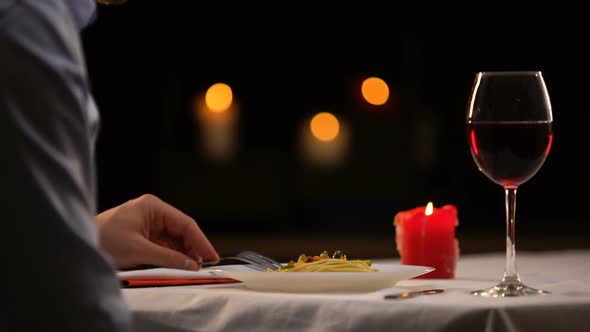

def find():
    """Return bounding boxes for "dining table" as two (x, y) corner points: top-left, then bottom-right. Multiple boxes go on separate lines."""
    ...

(122, 249), (590, 332)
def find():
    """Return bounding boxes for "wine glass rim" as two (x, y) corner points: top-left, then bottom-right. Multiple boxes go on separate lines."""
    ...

(477, 71), (542, 76)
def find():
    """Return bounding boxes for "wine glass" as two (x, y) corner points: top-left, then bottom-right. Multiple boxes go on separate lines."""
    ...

(466, 71), (553, 297)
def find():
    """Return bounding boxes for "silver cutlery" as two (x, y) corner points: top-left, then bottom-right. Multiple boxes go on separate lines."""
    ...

(202, 251), (282, 271)
(384, 289), (445, 300)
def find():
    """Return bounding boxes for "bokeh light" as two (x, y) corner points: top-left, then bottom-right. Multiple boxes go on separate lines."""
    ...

(310, 112), (340, 142)
(361, 77), (389, 106)
(205, 82), (233, 112)
(193, 87), (239, 163)
(300, 111), (349, 167)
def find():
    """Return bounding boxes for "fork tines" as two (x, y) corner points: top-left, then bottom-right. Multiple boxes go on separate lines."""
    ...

(236, 251), (282, 271)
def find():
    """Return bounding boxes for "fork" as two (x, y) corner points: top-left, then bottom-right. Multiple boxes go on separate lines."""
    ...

(236, 250), (283, 271)
(201, 251), (282, 271)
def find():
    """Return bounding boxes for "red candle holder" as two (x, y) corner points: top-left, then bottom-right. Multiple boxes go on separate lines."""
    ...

(393, 202), (459, 279)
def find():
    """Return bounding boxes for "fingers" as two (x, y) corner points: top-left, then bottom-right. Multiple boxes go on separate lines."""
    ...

(138, 239), (203, 271)
(137, 194), (220, 262)
(178, 219), (220, 263)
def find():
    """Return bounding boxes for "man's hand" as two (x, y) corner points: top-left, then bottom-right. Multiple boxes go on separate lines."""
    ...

(97, 194), (220, 271)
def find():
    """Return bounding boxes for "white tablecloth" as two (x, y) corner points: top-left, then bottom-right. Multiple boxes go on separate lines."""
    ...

(123, 249), (590, 332)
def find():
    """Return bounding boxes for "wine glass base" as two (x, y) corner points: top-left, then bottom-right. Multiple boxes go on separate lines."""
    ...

(471, 282), (551, 297)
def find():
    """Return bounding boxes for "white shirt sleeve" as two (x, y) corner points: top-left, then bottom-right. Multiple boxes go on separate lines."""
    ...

(0, 0), (131, 330)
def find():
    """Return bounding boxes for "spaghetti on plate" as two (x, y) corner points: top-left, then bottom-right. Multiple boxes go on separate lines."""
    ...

(269, 250), (378, 272)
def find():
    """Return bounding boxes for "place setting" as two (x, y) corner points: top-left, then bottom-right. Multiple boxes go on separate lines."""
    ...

(117, 249), (436, 293)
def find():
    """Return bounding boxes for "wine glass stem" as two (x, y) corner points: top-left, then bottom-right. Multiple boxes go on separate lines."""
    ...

(503, 188), (520, 283)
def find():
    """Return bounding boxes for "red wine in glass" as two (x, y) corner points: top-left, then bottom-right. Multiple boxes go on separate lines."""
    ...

(467, 121), (553, 188)
(466, 71), (553, 297)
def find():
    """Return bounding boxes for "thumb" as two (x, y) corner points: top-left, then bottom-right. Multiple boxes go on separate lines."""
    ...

(139, 240), (202, 271)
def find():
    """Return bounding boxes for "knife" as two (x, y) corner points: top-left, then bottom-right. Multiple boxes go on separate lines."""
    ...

(384, 289), (445, 299)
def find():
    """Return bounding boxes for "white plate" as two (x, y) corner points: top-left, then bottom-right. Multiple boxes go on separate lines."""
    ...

(208, 263), (435, 293)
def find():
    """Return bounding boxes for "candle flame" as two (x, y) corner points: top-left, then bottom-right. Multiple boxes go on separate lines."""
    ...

(425, 202), (434, 216)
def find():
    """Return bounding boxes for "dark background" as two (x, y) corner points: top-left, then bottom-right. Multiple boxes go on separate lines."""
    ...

(81, 2), (589, 258)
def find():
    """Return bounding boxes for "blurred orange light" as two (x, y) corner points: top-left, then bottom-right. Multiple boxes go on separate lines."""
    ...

(205, 82), (233, 112)
(361, 77), (389, 106)
(310, 112), (340, 142)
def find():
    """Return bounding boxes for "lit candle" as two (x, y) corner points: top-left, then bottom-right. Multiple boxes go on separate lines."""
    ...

(393, 202), (459, 278)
